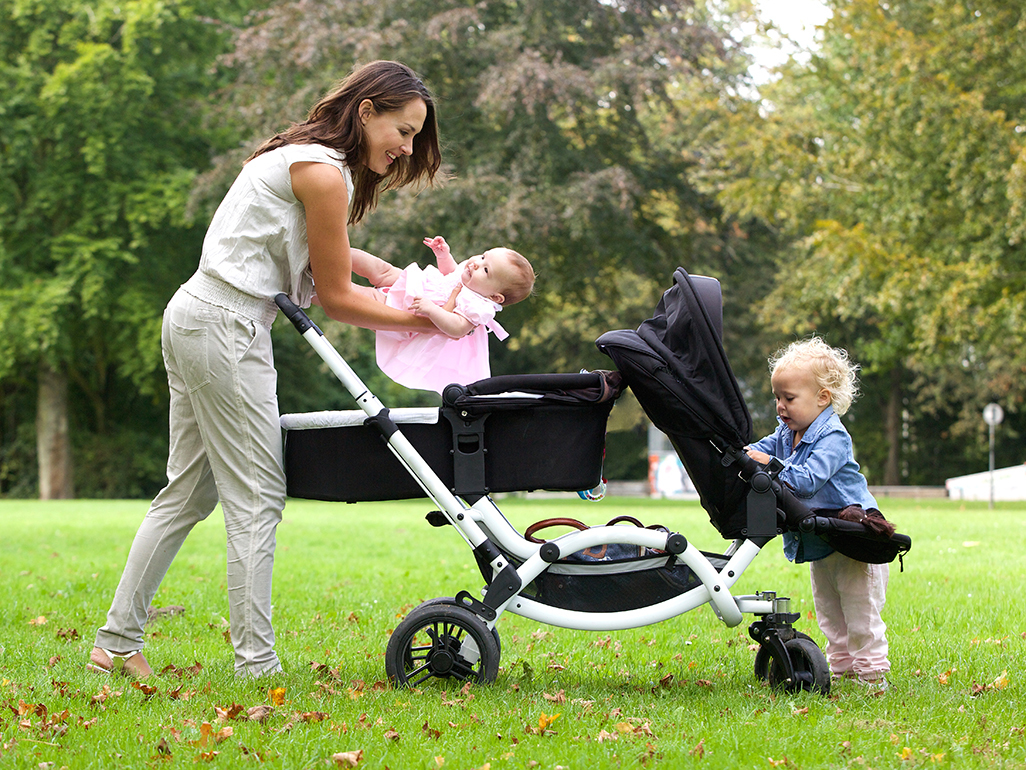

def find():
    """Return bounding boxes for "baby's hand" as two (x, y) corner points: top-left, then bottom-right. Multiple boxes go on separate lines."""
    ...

(423, 236), (451, 258)
(745, 447), (773, 465)
(409, 295), (431, 315)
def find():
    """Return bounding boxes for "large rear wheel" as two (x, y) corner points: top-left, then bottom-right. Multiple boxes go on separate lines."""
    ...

(386, 602), (500, 687)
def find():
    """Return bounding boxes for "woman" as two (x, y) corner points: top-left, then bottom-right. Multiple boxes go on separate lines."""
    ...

(88, 61), (442, 678)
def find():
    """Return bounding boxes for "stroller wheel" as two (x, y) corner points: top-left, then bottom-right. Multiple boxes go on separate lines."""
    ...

(766, 637), (830, 695)
(753, 630), (813, 681)
(386, 601), (500, 687)
(414, 597), (502, 653)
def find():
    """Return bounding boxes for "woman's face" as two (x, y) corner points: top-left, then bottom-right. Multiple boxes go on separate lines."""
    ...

(359, 97), (428, 175)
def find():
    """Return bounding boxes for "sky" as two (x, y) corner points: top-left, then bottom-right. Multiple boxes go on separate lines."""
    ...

(750, 0), (833, 80)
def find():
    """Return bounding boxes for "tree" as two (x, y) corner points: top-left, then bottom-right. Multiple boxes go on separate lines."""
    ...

(710, 0), (1026, 483)
(200, 0), (762, 380)
(0, 0), (237, 497)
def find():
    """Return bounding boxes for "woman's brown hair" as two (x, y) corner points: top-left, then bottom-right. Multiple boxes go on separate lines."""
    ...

(249, 60), (441, 225)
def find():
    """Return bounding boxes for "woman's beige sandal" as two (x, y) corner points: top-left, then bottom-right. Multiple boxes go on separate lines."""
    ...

(86, 647), (153, 678)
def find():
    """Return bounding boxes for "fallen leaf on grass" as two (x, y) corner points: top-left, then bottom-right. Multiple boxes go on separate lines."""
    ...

(190, 722), (233, 747)
(690, 738), (705, 758)
(525, 712), (560, 735)
(268, 687), (286, 706)
(422, 721), (441, 739)
(938, 669), (956, 685)
(154, 737), (173, 759)
(384, 728), (400, 741)
(331, 749), (364, 767)
(971, 671), (1010, 697)
(161, 662), (204, 679)
(542, 689), (566, 703)
(90, 685), (121, 707)
(29, 616), (47, 626)
(246, 706), (274, 722)
(132, 681), (159, 699)
(214, 704), (245, 722)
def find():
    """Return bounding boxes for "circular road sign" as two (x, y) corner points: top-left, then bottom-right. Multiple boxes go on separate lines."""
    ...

(983, 403), (1004, 426)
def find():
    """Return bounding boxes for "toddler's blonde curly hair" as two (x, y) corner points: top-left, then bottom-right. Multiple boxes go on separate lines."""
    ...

(770, 337), (860, 416)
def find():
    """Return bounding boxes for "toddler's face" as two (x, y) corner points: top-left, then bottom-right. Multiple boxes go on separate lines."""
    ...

(461, 248), (513, 303)
(770, 366), (831, 437)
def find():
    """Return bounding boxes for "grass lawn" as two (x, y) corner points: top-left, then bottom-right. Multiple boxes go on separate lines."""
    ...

(1, 495), (1023, 769)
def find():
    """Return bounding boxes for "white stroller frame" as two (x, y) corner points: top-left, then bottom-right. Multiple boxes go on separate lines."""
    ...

(275, 292), (831, 694)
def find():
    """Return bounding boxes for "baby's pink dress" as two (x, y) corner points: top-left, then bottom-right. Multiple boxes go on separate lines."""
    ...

(375, 263), (508, 393)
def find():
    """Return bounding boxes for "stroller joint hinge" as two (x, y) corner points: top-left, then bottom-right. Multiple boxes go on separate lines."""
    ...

(454, 590), (496, 622)
(481, 563), (522, 613)
(364, 408), (398, 439)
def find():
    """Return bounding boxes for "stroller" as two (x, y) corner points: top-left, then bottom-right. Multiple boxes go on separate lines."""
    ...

(276, 268), (911, 695)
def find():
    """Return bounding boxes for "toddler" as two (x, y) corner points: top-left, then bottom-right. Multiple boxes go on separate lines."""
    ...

(352, 236), (534, 393)
(745, 337), (890, 693)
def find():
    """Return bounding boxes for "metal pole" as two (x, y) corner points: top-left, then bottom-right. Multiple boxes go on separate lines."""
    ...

(989, 421), (996, 510)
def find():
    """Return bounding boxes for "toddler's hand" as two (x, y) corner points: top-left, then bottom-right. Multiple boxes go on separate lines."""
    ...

(745, 448), (773, 465)
(423, 236), (451, 258)
(409, 295), (426, 314)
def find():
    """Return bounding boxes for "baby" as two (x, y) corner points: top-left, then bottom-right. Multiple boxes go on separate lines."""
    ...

(351, 236), (535, 393)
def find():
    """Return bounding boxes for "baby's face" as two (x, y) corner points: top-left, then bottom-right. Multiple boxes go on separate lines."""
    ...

(461, 248), (514, 303)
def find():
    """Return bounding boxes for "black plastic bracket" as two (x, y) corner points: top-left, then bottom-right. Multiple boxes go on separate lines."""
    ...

(744, 470), (780, 539)
(364, 408), (398, 441)
(441, 408), (489, 497)
(454, 591), (496, 621)
(748, 611), (802, 685)
(481, 562), (522, 612)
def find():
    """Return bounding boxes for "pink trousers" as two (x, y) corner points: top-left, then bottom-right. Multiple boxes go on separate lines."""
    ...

(809, 551), (890, 678)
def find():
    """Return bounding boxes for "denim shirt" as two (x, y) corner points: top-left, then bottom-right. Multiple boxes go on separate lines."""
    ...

(749, 406), (877, 563)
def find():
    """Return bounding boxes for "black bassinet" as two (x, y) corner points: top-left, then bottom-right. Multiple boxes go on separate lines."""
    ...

(282, 372), (620, 502)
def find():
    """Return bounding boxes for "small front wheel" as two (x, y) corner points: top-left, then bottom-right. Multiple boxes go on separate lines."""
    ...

(766, 637), (830, 695)
(386, 602), (500, 687)
(753, 630), (814, 681)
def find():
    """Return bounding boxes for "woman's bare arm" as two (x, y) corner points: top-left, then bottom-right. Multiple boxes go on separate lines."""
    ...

(291, 162), (435, 333)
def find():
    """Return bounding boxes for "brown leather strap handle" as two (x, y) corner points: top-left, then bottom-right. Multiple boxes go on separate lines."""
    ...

(524, 517), (589, 543)
(605, 515), (645, 528)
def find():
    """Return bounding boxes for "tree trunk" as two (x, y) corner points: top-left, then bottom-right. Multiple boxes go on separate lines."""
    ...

(883, 364), (902, 486)
(37, 360), (74, 499)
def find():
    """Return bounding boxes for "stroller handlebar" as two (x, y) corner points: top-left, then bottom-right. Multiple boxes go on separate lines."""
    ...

(275, 293), (321, 335)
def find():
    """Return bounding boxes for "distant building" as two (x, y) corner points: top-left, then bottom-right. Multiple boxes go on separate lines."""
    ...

(945, 464), (1026, 501)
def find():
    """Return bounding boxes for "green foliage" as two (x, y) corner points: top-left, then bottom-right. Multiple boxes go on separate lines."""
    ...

(0, 0), (244, 496)
(710, 0), (1026, 482)
(0, 497), (1023, 768)
(206, 0), (763, 377)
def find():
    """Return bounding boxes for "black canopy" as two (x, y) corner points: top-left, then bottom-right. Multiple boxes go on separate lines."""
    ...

(597, 268), (754, 538)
